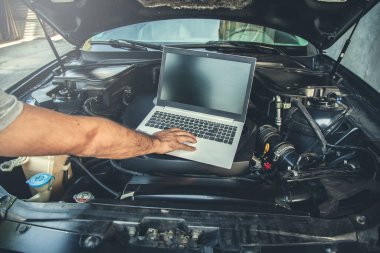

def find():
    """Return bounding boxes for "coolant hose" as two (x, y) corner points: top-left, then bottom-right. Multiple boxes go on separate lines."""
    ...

(292, 99), (327, 155)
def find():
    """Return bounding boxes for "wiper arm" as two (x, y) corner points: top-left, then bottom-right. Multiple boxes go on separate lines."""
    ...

(90, 39), (163, 51)
(109, 39), (148, 51)
(112, 39), (163, 51)
(176, 41), (307, 69)
(206, 40), (279, 52)
(175, 40), (273, 52)
(212, 41), (308, 69)
(206, 41), (287, 56)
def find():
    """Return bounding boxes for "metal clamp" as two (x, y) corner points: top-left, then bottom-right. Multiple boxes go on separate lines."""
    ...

(0, 157), (29, 172)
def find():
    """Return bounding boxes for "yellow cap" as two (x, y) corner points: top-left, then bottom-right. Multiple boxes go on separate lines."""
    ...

(264, 143), (270, 154)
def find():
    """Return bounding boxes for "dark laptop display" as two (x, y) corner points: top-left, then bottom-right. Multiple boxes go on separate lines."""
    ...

(159, 52), (252, 115)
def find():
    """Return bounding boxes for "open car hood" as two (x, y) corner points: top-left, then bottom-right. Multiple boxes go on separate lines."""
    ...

(23, 0), (378, 50)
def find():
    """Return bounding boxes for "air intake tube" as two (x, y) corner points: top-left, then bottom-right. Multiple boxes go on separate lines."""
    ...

(257, 125), (299, 171)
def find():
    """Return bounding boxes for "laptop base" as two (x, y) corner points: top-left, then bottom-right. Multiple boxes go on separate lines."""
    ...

(120, 93), (258, 175)
(137, 107), (244, 169)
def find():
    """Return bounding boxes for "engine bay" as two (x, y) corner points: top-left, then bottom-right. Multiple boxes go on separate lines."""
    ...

(1, 49), (380, 219)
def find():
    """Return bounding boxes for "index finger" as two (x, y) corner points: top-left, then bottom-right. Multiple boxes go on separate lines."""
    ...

(167, 128), (196, 137)
(175, 131), (197, 140)
(177, 143), (196, 152)
(167, 128), (183, 132)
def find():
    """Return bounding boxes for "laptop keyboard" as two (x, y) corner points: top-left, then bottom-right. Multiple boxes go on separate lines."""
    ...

(145, 111), (237, 145)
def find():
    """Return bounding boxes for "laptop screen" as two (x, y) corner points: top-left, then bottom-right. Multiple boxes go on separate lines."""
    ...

(158, 49), (255, 118)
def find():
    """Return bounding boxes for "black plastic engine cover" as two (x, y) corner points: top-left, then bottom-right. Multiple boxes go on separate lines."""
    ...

(120, 94), (256, 176)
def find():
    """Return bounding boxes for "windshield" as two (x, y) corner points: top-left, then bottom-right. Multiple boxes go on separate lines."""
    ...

(89, 19), (308, 47)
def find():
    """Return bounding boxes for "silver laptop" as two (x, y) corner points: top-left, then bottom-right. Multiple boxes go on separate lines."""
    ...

(137, 47), (256, 169)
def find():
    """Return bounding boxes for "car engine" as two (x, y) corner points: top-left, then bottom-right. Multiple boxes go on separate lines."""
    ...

(2, 50), (379, 219)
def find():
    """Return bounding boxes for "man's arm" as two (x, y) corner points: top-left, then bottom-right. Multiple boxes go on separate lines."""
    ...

(0, 104), (196, 158)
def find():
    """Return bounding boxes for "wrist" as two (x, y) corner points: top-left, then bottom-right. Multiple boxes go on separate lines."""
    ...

(149, 136), (161, 154)
(136, 131), (160, 154)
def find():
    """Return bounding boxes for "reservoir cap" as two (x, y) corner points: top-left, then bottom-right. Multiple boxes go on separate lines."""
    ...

(26, 173), (54, 188)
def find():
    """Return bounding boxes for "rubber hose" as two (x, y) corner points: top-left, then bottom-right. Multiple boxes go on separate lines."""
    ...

(292, 99), (327, 155)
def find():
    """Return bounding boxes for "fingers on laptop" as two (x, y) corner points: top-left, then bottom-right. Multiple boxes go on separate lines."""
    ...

(177, 143), (196, 151)
(176, 132), (196, 142)
(177, 136), (196, 144)
(168, 128), (182, 132)
(168, 128), (196, 139)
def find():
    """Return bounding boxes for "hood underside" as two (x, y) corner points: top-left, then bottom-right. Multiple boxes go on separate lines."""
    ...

(23, 0), (378, 49)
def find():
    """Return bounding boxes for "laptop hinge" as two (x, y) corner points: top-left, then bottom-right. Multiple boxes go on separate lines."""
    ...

(163, 107), (234, 123)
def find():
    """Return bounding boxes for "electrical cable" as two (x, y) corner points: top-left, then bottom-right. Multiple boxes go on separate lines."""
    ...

(290, 101), (378, 175)
(287, 99), (379, 178)
(70, 157), (120, 198)
(327, 143), (369, 151)
(89, 160), (110, 170)
(83, 97), (115, 117)
(329, 151), (357, 166)
(295, 152), (318, 170)
(110, 159), (144, 176)
(326, 144), (379, 179)
(292, 99), (328, 155)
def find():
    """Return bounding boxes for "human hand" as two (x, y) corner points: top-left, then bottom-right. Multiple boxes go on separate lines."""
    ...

(151, 128), (197, 154)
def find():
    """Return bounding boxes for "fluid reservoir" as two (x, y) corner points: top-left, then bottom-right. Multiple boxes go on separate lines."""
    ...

(25, 173), (54, 202)
(22, 155), (72, 201)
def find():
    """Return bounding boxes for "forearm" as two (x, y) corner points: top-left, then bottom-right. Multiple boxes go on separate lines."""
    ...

(0, 104), (156, 158)
(75, 116), (157, 159)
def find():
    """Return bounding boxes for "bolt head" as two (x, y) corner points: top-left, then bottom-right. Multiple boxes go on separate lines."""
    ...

(325, 247), (337, 253)
(18, 225), (30, 234)
(355, 215), (367, 225)
(81, 235), (101, 249)
(128, 227), (136, 237)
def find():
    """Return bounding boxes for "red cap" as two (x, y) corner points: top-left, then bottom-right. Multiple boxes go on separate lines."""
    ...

(263, 162), (272, 171)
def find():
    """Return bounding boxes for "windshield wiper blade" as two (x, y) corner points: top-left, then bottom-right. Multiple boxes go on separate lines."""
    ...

(210, 41), (308, 69)
(90, 39), (163, 51)
(201, 40), (287, 56)
(174, 41), (272, 52)
(109, 39), (148, 51)
(175, 41), (307, 69)
(112, 39), (163, 51)
(207, 40), (278, 51)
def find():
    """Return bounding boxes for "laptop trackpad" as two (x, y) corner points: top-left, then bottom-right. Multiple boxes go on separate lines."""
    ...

(168, 137), (237, 169)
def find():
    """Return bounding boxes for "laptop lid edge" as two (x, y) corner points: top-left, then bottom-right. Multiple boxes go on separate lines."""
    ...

(156, 47), (256, 123)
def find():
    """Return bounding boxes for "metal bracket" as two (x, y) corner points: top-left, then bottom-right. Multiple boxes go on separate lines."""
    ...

(0, 193), (17, 220)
